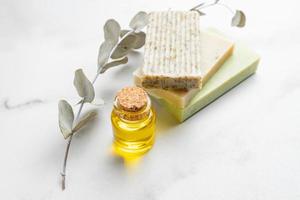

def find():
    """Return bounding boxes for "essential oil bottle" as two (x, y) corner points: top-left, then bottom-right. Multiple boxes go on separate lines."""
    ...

(111, 86), (156, 157)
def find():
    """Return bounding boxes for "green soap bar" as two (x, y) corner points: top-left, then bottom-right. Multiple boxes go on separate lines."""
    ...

(154, 43), (260, 122)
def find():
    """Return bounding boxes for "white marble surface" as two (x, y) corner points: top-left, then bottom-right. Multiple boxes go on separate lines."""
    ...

(1, 0), (300, 199)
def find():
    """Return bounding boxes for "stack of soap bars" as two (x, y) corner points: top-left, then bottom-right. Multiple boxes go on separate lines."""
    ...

(134, 11), (260, 122)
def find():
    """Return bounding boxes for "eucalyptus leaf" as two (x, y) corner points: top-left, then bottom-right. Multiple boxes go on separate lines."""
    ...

(111, 34), (136, 59)
(99, 57), (128, 73)
(132, 31), (146, 49)
(129, 11), (149, 30)
(73, 69), (95, 103)
(72, 111), (97, 133)
(98, 40), (114, 69)
(120, 29), (130, 38)
(58, 100), (74, 139)
(120, 30), (146, 49)
(231, 10), (246, 27)
(104, 19), (121, 45)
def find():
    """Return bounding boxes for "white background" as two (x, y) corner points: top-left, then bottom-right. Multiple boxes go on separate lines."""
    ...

(1, 0), (300, 199)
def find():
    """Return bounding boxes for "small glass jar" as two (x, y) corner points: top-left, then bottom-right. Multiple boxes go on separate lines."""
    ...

(111, 86), (156, 157)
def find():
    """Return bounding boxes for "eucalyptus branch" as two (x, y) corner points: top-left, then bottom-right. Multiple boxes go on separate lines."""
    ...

(92, 73), (99, 84)
(57, 11), (149, 191)
(190, 0), (246, 27)
(217, 3), (234, 14)
(190, 1), (211, 11)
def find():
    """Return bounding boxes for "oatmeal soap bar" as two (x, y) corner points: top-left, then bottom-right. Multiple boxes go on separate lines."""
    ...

(135, 30), (260, 122)
(141, 11), (202, 89)
(135, 30), (234, 108)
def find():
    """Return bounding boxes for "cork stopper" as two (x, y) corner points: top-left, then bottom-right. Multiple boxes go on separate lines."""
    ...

(116, 86), (148, 112)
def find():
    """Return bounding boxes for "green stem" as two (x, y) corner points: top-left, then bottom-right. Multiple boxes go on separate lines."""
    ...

(190, 2), (209, 11)
(61, 101), (84, 190)
(190, 1), (235, 15)
(217, 3), (235, 14)
(92, 73), (99, 84)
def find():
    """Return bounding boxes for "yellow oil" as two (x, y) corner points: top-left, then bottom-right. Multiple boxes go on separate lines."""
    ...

(111, 108), (156, 157)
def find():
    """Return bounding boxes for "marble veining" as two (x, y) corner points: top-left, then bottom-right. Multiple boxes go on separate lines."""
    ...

(2, 98), (44, 110)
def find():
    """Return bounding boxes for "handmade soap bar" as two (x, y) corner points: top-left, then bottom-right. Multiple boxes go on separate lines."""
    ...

(135, 30), (234, 108)
(141, 11), (202, 89)
(137, 43), (260, 122)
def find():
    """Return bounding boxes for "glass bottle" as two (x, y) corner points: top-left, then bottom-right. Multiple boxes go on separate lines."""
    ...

(111, 86), (156, 157)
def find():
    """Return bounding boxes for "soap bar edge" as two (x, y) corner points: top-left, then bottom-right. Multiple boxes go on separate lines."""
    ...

(179, 58), (260, 122)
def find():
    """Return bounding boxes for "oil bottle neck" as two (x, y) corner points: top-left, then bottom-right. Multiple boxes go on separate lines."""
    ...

(113, 96), (151, 121)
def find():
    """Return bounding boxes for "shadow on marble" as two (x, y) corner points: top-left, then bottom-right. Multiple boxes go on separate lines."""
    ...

(97, 88), (116, 105)
(105, 146), (145, 173)
(152, 99), (179, 134)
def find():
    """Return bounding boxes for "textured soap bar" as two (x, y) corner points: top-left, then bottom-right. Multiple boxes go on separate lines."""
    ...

(155, 44), (260, 122)
(135, 30), (234, 108)
(142, 11), (202, 89)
